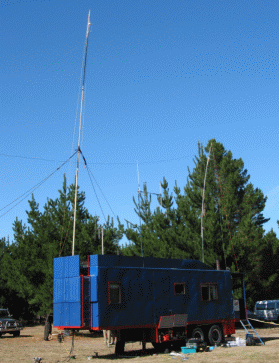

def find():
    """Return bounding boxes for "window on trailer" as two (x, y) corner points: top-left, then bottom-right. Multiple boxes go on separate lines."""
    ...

(174, 283), (186, 295)
(201, 283), (218, 301)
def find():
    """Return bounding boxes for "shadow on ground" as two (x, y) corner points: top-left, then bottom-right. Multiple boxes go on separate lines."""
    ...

(0, 334), (33, 338)
(88, 347), (161, 360)
(259, 336), (279, 343)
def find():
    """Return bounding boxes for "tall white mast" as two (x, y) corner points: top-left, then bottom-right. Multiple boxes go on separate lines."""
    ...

(72, 11), (91, 256)
(201, 143), (212, 263)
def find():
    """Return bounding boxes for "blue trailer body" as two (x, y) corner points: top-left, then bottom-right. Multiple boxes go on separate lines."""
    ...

(54, 254), (244, 348)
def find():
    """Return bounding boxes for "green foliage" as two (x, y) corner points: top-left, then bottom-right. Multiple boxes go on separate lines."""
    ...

(123, 139), (277, 308)
(0, 175), (123, 318)
(1, 140), (278, 317)
(123, 179), (201, 259)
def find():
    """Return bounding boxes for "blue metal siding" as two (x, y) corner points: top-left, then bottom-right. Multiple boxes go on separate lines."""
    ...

(153, 272), (170, 322)
(54, 257), (64, 279)
(178, 270), (233, 322)
(98, 268), (156, 328)
(53, 278), (65, 303)
(95, 265), (234, 329)
(53, 303), (62, 326)
(65, 277), (81, 302)
(53, 266), (82, 327)
(65, 255), (80, 278)
(90, 276), (98, 302)
(63, 303), (70, 326)
(54, 255), (80, 279)
(91, 302), (99, 327)
(53, 254), (235, 330)
(90, 265), (98, 277)
(69, 302), (81, 326)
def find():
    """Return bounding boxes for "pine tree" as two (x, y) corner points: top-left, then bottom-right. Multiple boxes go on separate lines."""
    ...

(185, 139), (270, 271)
(124, 139), (272, 309)
(250, 229), (279, 303)
(123, 179), (200, 259)
(1, 176), (123, 318)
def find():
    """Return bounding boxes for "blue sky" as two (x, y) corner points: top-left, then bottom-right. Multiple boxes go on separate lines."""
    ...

(1, 0), (278, 244)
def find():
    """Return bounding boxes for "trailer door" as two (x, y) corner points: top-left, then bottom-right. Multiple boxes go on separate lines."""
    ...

(153, 271), (170, 323)
(231, 272), (246, 320)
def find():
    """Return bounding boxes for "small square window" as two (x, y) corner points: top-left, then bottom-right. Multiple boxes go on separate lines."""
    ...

(201, 283), (218, 301)
(108, 282), (121, 304)
(174, 283), (186, 295)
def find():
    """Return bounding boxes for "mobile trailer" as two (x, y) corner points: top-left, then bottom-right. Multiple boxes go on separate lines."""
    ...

(53, 254), (246, 353)
(254, 300), (279, 322)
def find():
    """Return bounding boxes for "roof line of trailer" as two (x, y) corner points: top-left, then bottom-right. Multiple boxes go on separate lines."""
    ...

(91, 266), (230, 272)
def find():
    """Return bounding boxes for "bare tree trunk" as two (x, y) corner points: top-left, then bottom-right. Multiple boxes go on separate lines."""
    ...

(44, 314), (53, 341)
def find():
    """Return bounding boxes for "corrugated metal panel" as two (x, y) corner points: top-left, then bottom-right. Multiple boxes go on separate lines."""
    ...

(65, 277), (81, 303)
(54, 255), (80, 279)
(63, 303), (70, 326)
(91, 302), (99, 328)
(65, 255), (80, 278)
(53, 279), (65, 303)
(89, 255), (99, 267)
(53, 303), (62, 326)
(69, 302), (81, 326)
(54, 302), (81, 327)
(90, 276), (98, 302)
(54, 257), (64, 279)
(90, 265), (98, 277)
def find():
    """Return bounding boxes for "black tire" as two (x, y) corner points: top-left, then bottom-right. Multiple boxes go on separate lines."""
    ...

(208, 325), (223, 346)
(13, 331), (20, 337)
(115, 340), (125, 355)
(192, 327), (205, 342)
(0, 332), (2, 338)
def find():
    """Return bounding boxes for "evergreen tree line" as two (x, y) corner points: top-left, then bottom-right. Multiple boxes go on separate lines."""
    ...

(0, 176), (123, 321)
(0, 139), (278, 320)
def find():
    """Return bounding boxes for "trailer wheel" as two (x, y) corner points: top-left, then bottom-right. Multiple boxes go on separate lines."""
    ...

(208, 325), (223, 346)
(192, 327), (205, 342)
(115, 340), (125, 355)
(13, 331), (20, 337)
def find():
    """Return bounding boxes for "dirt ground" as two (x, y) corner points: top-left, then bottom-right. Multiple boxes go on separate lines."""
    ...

(1, 325), (279, 363)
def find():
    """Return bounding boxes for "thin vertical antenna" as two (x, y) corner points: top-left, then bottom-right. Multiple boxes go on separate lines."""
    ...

(137, 160), (140, 193)
(137, 161), (143, 258)
(101, 226), (104, 255)
(159, 182), (162, 207)
(72, 11), (91, 256)
(201, 143), (212, 263)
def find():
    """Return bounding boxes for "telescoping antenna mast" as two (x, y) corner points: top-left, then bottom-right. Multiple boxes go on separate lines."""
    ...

(201, 143), (212, 263)
(72, 11), (91, 256)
